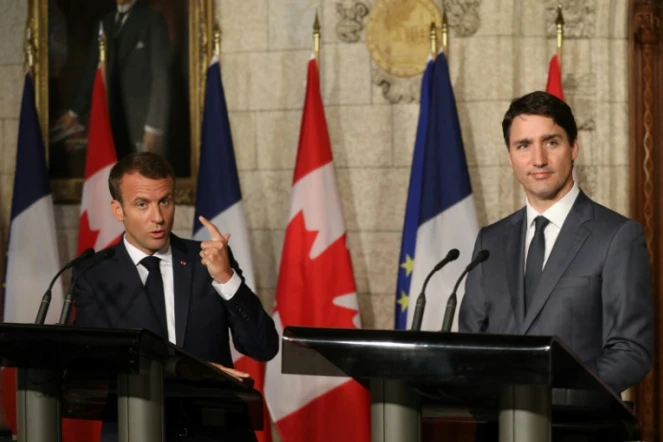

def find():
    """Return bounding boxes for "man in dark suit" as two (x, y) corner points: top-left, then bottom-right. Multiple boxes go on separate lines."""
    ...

(58, 0), (170, 157)
(73, 152), (278, 440)
(459, 91), (652, 395)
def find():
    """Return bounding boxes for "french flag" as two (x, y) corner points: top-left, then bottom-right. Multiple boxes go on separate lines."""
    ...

(1, 73), (64, 432)
(193, 56), (271, 442)
(404, 53), (479, 331)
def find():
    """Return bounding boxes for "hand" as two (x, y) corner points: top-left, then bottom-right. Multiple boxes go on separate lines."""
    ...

(209, 362), (251, 382)
(56, 113), (78, 131)
(198, 216), (233, 283)
(143, 131), (163, 153)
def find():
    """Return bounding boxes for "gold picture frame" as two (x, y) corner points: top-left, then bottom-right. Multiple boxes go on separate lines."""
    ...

(26, 0), (214, 204)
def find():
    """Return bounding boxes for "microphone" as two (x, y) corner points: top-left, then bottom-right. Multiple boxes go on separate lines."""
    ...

(34, 248), (95, 325)
(410, 249), (460, 331)
(440, 250), (490, 332)
(58, 248), (115, 326)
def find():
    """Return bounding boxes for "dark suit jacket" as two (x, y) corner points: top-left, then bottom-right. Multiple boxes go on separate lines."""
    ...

(73, 234), (279, 365)
(459, 191), (653, 394)
(72, 0), (170, 155)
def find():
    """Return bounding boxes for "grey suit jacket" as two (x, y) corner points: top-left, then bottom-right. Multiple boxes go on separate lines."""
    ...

(72, 0), (170, 153)
(459, 191), (653, 393)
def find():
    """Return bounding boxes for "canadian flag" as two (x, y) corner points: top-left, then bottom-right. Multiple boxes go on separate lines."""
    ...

(264, 58), (371, 441)
(76, 66), (124, 255)
(62, 65), (123, 442)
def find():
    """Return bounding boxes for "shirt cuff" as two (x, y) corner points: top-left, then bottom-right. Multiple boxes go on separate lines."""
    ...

(212, 270), (241, 300)
(144, 125), (164, 135)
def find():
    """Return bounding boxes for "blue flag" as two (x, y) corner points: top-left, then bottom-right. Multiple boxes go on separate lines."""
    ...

(399, 53), (479, 331)
(394, 59), (434, 329)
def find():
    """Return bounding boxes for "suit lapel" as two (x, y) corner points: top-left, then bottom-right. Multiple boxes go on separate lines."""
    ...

(171, 235), (192, 347)
(114, 238), (145, 295)
(522, 192), (594, 333)
(504, 209), (526, 333)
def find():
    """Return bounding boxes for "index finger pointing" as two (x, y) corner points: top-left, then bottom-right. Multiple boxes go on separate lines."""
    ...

(198, 216), (223, 241)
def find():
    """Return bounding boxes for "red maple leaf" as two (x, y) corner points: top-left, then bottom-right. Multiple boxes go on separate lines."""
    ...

(275, 211), (358, 330)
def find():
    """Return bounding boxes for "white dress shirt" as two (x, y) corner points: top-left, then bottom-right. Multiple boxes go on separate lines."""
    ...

(524, 182), (580, 271)
(123, 236), (241, 344)
(116, 0), (137, 18)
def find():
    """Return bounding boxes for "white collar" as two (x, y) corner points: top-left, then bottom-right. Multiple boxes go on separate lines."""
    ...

(117, 0), (137, 14)
(123, 235), (172, 266)
(526, 182), (580, 229)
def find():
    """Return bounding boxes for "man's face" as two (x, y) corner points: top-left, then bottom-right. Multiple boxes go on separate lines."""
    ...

(507, 114), (578, 208)
(111, 172), (175, 254)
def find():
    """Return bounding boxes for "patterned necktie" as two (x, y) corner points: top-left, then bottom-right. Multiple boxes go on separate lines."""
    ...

(140, 256), (168, 338)
(524, 216), (550, 314)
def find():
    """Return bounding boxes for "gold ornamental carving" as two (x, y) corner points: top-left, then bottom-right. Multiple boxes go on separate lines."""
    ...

(366, 0), (442, 78)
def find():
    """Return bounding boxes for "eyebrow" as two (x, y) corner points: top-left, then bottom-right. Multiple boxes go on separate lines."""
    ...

(512, 133), (561, 146)
(131, 194), (172, 203)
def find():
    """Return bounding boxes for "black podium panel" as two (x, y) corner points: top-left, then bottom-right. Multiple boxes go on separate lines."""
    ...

(282, 327), (640, 441)
(0, 323), (264, 439)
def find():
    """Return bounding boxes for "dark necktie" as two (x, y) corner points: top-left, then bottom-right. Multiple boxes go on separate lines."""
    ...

(114, 11), (127, 37)
(524, 216), (550, 314)
(140, 256), (168, 338)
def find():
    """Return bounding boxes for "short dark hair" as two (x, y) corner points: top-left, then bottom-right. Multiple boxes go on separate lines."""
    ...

(501, 91), (577, 148)
(108, 152), (175, 203)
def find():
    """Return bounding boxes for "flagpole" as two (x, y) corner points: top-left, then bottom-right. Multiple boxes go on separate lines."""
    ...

(441, 9), (449, 57)
(24, 25), (35, 77)
(313, 12), (321, 69)
(429, 22), (437, 58)
(98, 22), (107, 88)
(556, 4), (564, 67)
(213, 24), (221, 59)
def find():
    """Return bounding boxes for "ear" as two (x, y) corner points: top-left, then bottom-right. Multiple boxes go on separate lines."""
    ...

(111, 199), (124, 222)
(507, 146), (513, 167)
(571, 138), (579, 161)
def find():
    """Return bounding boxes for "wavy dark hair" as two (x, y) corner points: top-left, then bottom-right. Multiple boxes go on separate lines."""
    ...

(502, 91), (577, 149)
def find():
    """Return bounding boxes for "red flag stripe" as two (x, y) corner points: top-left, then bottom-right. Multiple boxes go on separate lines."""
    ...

(291, 59), (333, 185)
(233, 356), (272, 442)
(274, 381), (370, 442)
(83, 68), (117, 179)
(546, 54), (565, 101)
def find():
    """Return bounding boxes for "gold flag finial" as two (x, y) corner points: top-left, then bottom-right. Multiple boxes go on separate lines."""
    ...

(556, 4), (564, 62)
(429, 22), (437, 58)
(213, 25), (221, 59)
(441, 9), (449, 57)
(313, 12), (321, 67)
(98, 22), (106, 64)
(24, 24), (35, 72)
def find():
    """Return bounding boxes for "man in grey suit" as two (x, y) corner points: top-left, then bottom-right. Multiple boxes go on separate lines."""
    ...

(58, 0), (170, 158)
(459, 91), (652, 395)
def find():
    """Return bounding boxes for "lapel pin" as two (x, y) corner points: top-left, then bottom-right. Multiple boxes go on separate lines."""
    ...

(180, 260), (187, 266)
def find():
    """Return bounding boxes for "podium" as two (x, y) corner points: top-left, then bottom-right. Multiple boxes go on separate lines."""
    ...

(281, 327), (641, 442)
(0, 323), (262, 442)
